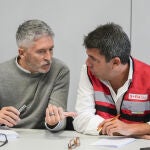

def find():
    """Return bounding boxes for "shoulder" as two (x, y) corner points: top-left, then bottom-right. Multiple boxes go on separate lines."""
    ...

(0, 58), (17, 80)
(45, 58), (70, 82)
(132, 58), (150, 85)
(0, 58), (16, 71)
(51, 57), (70, 72)
(47, 58), (70, 78)
(132, 58), (150, 72)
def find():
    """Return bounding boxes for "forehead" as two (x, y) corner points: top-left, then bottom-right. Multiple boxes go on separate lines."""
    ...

(34, 36), (53, 44)
(86, 48), (106, 61)
(86, 48), (101, 57)
(31, 36), (54, 48)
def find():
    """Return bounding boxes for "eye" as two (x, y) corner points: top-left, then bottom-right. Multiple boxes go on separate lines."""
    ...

(89, 56), (96, 61)
(36, 49), (46, 54)
(38, 50), (44, 53)
(49, 47), (53, 51)
(88, 55), (100, 63)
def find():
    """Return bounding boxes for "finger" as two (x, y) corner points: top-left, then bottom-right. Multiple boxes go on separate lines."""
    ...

(0, 112), (19, 127)
(2, 106), (20, 115)
(102, 121), (114, 135)
(49, 106), (56, 122)
(48, 104), (53, 112)
(97, 118), (112, 132)
(0, 118), (14, 127)
(108, 127), (120, 136)
(106, 124), (117, 136)
(0, 117), (17, 127)
(135, 135), (150, 140)
(46, 105), (59, 126)
(45, 107), (56, 125)
(63, 112), (78, 118)
(0, 107), (20, 126)
(3, 111), (20, 121)
(48, 105), (57, 119)
(58, 107), (64, 120)
(45, 108), (50, 123)
(53, 105), (61, 122)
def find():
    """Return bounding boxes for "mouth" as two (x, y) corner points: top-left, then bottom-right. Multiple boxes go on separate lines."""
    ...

(42, 63), (51, 69)
(43, 63), (50, 66)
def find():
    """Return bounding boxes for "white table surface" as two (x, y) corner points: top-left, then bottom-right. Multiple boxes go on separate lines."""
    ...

(1, 128), (149, 150)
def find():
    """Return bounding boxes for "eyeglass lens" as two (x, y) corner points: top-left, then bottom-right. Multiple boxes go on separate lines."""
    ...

(0, 134), (8, 147)
(68, 137), (80, 150)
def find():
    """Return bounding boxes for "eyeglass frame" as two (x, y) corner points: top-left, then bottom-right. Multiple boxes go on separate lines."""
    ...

(68, 137), (80, 150)
(0, 133), (8, 147)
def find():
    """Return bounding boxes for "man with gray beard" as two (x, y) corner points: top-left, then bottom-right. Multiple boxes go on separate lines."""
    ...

(0, 19), (70, 131)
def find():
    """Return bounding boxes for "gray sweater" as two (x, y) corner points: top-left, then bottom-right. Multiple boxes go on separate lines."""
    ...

(0, 57), (70, 129)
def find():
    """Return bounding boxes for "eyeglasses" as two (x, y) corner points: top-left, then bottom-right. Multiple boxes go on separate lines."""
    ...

(68, 137), (80, 150)
(0, 134), (8, 147)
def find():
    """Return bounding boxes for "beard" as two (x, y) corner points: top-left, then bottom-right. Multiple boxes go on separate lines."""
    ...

(26, 60), (52, 73)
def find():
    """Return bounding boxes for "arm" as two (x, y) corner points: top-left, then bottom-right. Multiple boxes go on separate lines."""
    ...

(45, 65), (70, 131)
(73, 65), (104, 135)
(0, 106), (20, 127)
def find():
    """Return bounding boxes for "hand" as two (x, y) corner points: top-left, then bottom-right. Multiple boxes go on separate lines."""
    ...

(133, 134), (150, 140)
(100, 119), (130, 136)
(99, 118), (150, 137)
(0, 106), (20, 127)
(63, 112), (78, 118)
(45, 104), (65, 126)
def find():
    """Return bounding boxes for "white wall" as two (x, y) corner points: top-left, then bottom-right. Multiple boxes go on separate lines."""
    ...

(0, 0), (131, 111)
(131, 0), (150, 64)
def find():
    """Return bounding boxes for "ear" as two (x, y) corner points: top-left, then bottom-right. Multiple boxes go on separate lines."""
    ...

(18, 48), (25, 59)
(112, 57), (121, 68)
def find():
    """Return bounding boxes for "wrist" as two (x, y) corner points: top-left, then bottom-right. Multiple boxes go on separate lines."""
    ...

(45, 122), (59, 129)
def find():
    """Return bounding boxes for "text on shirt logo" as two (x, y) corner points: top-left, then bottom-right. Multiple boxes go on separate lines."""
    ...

(129, 94), (148, 100)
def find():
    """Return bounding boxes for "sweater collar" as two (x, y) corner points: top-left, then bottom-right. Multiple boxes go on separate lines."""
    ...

(15, 56), (42, 76)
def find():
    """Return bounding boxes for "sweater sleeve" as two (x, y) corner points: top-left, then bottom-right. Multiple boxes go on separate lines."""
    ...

(48, 64), (70, 130)
(45, 119), (66, 132)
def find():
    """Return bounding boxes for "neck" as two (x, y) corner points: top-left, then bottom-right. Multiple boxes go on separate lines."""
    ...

(109, 63), (129, 93)
(17, 57), (31, 73)
(17, 57), (25, 68)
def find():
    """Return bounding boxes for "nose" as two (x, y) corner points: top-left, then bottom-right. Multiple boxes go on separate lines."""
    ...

(86, 57), (92, 67)
(44, 50), (52, 61)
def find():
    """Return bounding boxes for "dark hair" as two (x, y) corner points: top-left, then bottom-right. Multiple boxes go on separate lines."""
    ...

(83, 23), (131, 64)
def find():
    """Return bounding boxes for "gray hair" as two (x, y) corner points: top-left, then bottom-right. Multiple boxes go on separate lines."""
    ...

(16, 19), (54, 48)
(83, 23), (131, 64)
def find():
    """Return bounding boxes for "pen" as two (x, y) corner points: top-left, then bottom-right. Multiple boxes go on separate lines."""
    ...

(97, 114), (120, 134)
(18, 105), (27, 114)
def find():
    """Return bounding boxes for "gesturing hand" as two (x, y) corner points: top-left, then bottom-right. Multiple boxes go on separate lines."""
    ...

(45, 104), (65, 126)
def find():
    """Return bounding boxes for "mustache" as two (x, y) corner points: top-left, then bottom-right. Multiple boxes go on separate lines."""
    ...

(42, 60), (52, 65)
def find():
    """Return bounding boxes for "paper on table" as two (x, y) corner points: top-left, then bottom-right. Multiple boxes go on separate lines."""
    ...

(91, 137), (136, 148)
(0, 129), (19, 141)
